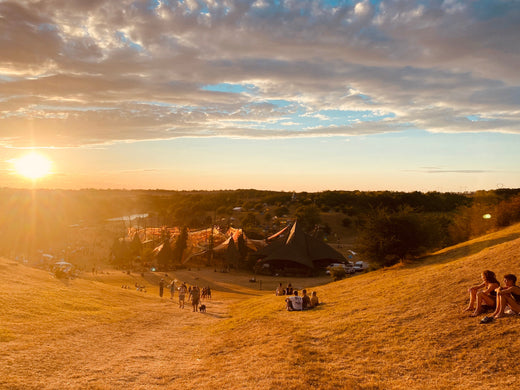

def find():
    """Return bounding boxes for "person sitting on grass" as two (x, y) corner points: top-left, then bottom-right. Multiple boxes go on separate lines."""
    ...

(493, 274), (520, 318)
(310, 291), (319, 308)
(301, 289), (311, 310)
(285, 290), (303, 311)
(465, 270), (500, 317)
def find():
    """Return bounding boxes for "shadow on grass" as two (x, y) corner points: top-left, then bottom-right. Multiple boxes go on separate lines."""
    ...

(307, 302), (328, 311)
(417, 232), (520, 267)
(142, 271), (263, 296)
(199, 311), (232, 319)
(57, 277), (71, 287)
(280, 303), (329, 313)
(187, 274), (264, 296)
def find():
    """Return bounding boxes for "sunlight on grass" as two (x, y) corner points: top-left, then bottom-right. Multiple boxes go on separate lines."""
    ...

(1, 222), (520, 389)
(0, 328), (15, 342)
(204, 223), (520, 389)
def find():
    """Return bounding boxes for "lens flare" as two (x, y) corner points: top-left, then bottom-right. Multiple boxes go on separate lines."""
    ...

(12, 153), (53, 180)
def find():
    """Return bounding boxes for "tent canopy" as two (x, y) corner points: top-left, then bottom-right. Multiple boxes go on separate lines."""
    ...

(255, 220), (346, 270)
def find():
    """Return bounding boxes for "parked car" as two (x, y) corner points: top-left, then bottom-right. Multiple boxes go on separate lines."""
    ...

(326, 263), (356, 275)
(353, 261), (369, 272)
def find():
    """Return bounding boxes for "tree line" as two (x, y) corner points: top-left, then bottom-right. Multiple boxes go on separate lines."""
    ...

(1, 188), (520, 269)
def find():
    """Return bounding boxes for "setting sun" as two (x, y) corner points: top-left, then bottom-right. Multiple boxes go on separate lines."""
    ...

(12, 153), (53, 180)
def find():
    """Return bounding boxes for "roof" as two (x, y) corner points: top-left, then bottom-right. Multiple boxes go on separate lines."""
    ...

(213, 228), (266, 252)
(256, 220), (346, 269)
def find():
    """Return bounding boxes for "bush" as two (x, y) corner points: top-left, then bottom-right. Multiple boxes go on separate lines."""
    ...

(356, 207), (449, 267)
(295, 204), (321, 232)
(495, 195), (520, 227)
(241, 212), (259, 228)
(328, 266), (347, 281)
(342, 217), (352, 228)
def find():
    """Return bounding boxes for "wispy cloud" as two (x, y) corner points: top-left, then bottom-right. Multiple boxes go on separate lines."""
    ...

(1, 0), (519, 148)
(407, 167), (493, 174)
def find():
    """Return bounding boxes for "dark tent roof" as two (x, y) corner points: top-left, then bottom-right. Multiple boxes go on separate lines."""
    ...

(256, 220), (346, 269)
(225, 237), (240, 267)
(213, 230), (264, 252)
(155, 238), (174, 265)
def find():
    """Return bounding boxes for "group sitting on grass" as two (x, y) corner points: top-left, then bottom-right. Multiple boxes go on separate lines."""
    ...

(285, 289), (319, 311)
(465, 270), (520, 322)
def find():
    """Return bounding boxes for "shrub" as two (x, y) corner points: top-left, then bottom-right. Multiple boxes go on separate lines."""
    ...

(356, 207), (449, 267)
(342, 217), (351, 228)
(295, 205), (321, 232)
(328, 266), (347, 281)
(495, 195), (520, 227)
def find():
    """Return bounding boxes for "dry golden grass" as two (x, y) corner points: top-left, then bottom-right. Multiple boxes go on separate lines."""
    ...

(1, 223), (520, 389)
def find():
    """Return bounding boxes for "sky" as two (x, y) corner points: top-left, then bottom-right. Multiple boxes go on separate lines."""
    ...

(1, 0), (519, 192)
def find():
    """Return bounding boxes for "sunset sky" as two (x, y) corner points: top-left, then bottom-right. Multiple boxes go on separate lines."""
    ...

(1, 0), (519, 192)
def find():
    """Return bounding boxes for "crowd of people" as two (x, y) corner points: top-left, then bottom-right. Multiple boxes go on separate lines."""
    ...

(157, 280), (212, 312)
(466, 270), (520, 323)
(276, 283), (320, 311)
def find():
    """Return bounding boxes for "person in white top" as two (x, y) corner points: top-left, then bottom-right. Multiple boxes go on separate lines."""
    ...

(286, 290), (303, 311)
(178, 283), (187, 309)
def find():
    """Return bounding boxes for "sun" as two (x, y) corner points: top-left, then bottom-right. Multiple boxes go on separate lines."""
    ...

(13, 153), (53, 180)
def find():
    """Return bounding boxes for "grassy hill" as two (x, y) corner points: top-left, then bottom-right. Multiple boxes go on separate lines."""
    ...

(1, 223), (520, 389)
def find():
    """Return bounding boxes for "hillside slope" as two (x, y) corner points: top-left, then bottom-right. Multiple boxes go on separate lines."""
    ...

(1, 223), (519, 389)
(0, 264), (240, 389)
(202, 223), (520, 389)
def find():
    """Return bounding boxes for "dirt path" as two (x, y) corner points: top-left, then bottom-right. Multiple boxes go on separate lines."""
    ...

(2, 297), (232, 390)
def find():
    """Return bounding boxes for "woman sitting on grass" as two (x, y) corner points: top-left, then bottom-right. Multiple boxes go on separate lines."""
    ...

(465, 270), (500, 317)
(493, 274), (520, 318)
(310, 291), (319, 308)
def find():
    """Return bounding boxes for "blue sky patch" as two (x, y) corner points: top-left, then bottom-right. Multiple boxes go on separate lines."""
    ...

(201, 83), (257, 94)
(115, 31), (144, 51)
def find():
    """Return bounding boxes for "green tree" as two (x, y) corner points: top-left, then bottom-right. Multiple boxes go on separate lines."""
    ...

(356, 208), (434, 267)
(129, 232), (142, 256)
(110, 237), (131, 269)
(495, 194), (520, 227)
(173, 226), (188, 264)
(295, 205), (321, 232)
(342, 217), (352, 228)
(241, 213), (259, 228)
(274, 206), (289, 217)
(237, 233), (248, 263)
(243, 200), (256, 211)
(156, 238), (174, 270)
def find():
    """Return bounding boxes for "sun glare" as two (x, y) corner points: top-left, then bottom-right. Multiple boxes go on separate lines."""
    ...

(13, 153), (53, 180)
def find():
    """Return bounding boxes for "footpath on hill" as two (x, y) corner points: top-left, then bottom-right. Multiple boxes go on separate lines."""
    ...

(1, 280), (242, 390)
(1, 260), (331, 389)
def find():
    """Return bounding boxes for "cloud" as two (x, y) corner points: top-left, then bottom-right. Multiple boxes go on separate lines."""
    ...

(1, 0), (519, 147)
(407, 167), (493, 174)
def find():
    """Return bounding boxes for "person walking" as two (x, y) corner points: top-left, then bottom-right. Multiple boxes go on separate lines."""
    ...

(169, 280), (175, 299)
(159, 279), (165, 298)
(191, 286), (201, 312)
(178, 283), (187, 309)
